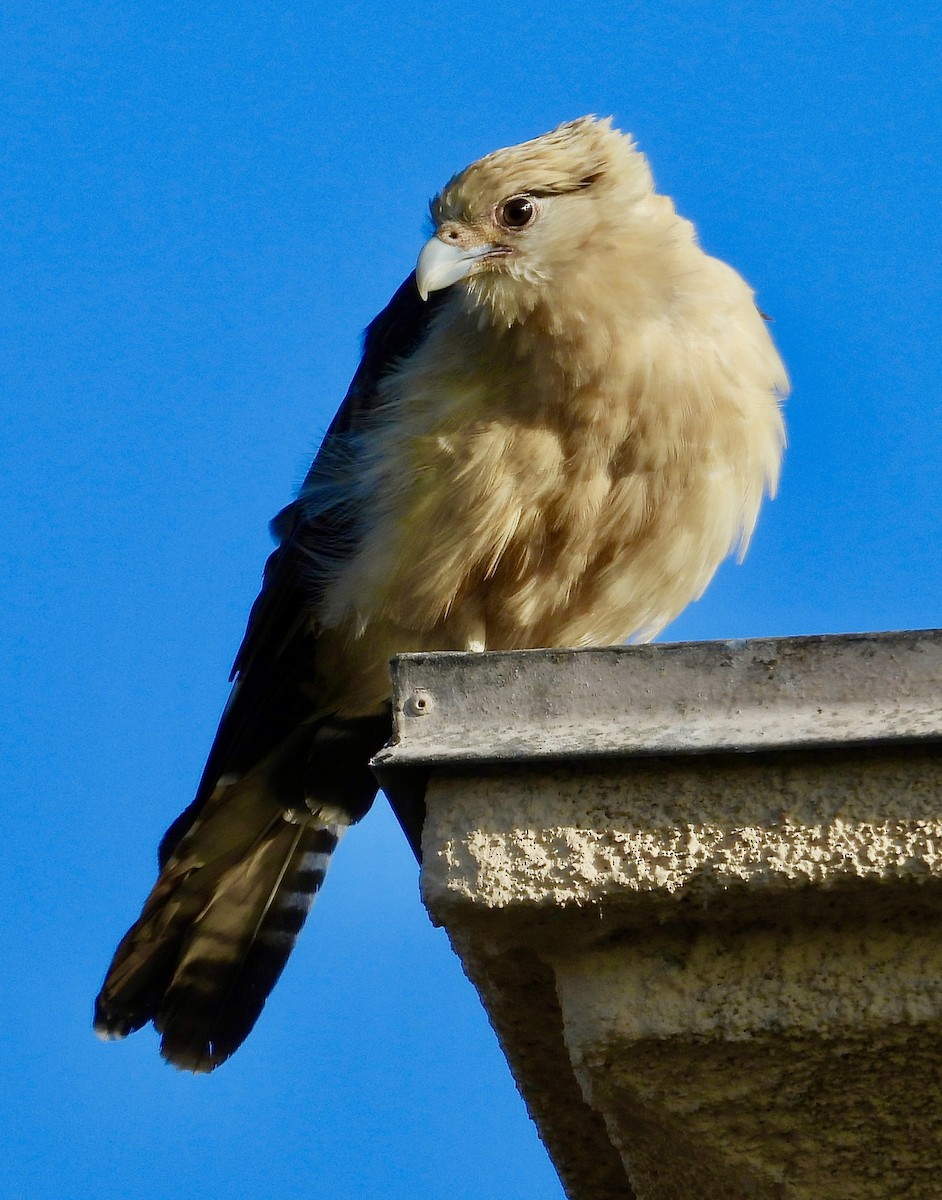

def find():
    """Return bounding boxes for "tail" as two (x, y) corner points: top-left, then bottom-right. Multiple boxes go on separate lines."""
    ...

(94, 795), (342, 1073)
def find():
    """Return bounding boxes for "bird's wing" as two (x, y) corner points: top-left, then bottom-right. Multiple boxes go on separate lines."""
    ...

(96, 273), (451, 1068)
(158, 271), (448, 863)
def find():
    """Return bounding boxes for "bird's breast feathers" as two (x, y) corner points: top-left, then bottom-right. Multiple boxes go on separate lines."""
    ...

(318, 259), (785, 658)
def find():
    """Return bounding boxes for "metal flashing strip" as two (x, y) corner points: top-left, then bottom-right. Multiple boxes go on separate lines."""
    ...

(372, 630), (942, 770)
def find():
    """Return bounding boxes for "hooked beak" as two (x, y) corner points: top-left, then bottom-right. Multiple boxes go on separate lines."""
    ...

(415, 236), (496, 301)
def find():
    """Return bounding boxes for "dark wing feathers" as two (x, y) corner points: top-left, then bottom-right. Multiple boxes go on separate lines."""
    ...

(161, 273), (446, 864)
(97, 272), (445, 1070)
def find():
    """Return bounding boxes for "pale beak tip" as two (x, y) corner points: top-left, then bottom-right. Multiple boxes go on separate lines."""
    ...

(415, 235), (493, 301)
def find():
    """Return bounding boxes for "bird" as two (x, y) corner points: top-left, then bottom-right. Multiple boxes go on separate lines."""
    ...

(94, 116), (787, 1072)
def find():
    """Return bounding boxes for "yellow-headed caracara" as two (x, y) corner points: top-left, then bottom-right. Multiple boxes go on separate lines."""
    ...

(95, 117), (787, 1071)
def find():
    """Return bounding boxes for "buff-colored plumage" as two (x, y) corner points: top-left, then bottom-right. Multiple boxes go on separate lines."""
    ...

(318, 116), (786, 713)
(96, 117), (786, 1071)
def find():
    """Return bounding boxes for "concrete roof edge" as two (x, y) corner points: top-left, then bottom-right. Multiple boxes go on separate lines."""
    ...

(372, 629), (942, 771)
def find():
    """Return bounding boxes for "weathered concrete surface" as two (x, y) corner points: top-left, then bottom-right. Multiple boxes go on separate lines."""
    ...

(376, 633), (942, 1200)
(379, 631), (942, 767)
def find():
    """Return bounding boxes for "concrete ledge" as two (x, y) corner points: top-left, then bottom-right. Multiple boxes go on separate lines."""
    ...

(377, 630), (942, 766)
(375, 632), (942, 1200)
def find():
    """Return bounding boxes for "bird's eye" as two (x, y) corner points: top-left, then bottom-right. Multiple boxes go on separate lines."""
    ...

(497, 195), (536, 229)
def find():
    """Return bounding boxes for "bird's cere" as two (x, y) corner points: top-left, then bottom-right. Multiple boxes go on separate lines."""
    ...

(415, 236), (494, 300)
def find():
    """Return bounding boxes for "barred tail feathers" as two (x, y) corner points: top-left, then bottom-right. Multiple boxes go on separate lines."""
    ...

(156, 818), (340, 1072)
(94, 808), (341, 1073)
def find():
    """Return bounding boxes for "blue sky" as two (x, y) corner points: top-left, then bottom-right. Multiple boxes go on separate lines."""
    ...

(3, 3), (940, 1198)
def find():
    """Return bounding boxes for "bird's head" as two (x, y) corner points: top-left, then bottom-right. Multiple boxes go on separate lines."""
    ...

(416, 117), (655, 324)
